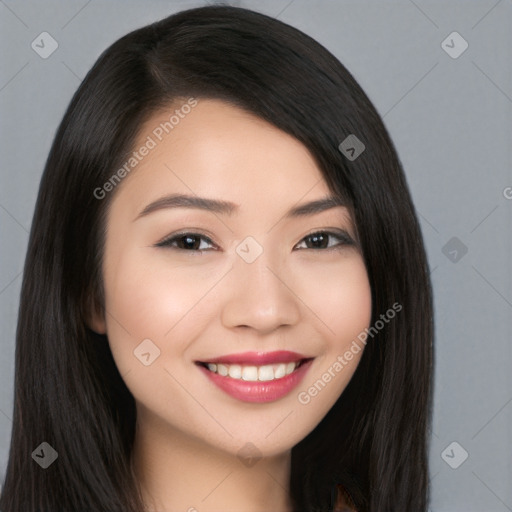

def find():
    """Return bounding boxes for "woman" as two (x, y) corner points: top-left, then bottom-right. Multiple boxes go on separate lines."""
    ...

(0, 5), (434, 511)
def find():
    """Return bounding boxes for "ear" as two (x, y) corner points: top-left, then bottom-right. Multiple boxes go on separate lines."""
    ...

(83, 291), (107, 334)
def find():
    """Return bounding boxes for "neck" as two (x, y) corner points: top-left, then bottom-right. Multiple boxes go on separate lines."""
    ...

(131, 408), (294, 512)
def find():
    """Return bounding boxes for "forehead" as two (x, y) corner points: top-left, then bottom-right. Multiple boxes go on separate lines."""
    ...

(137, 98), (322, 172)
(117, 98), (332, 200)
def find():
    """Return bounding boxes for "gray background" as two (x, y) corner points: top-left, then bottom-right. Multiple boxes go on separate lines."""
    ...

(1, 0), (511, 510)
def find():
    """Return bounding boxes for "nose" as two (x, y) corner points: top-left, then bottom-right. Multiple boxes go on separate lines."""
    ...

(220, 245), (301, 335)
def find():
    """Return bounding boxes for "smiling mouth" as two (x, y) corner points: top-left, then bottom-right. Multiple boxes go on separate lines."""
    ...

(195, 358), (313, 382)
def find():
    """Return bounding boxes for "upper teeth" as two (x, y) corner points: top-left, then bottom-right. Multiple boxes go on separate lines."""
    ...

(206, 361), (300, 381)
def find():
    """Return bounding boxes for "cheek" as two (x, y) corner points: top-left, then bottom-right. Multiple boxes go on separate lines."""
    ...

(102, 246), (194, 366)
(333, 260), (372, 346)
(293, 255), (371, 414)
(101, 246), (215, 416)
(101, 245), (230, 370)
(295, 253), (372, 344)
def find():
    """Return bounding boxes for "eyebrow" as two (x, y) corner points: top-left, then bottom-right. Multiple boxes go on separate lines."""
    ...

(135, 193), (347, 221)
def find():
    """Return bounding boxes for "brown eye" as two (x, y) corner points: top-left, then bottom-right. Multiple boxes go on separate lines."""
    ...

(295, 230), (354, 250)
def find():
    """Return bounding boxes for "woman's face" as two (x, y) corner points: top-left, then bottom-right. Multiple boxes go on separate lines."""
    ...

(91, 98), (372, 458)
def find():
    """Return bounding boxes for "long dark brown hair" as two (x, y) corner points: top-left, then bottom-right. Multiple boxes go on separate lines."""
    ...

(0, 5), (434, 511)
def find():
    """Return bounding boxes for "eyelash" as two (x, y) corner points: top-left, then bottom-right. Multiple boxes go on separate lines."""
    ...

(155, 230), (355, 253)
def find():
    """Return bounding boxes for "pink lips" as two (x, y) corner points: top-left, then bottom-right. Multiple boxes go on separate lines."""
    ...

(196, 350), (314, 403)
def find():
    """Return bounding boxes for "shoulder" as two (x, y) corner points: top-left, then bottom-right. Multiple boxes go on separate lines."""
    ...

(333, 483), (358, 512)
